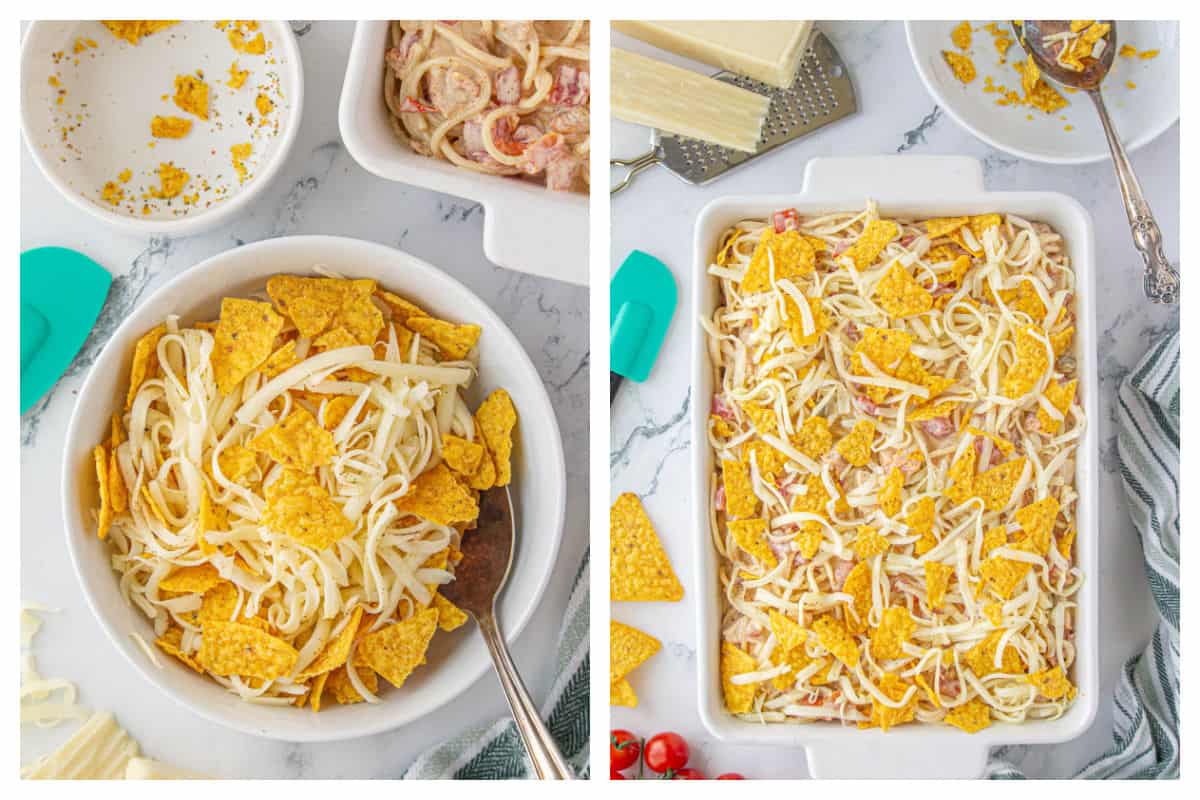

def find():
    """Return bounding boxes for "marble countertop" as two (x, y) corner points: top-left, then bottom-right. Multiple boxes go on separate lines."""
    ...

(20, 22), (589, 779)
(610, 21), (1178, 780)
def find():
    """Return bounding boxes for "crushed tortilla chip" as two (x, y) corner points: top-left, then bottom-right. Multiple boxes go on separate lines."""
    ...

(1038, 379), (1078, 434)
(742, 229), (816, 293)
(768, 609), (808, 653)
(924, 561), (954, 610)
(248, 406), (337, 472)
(211, 297), (285, 395)
(266, 275), (383, 344)
(173, 74), (209, 119)
(905, 496), (936, 536)
(875, 261), (933, 317)
(357, 607), (439, 688)
(160, 563), (222, 594)
(796, 522), (824, 560)
(965, 631), (1022, 676)
(262, 468), (354, 549)
(721, 641), (760, 713)
(943, 50), (976, 84)
(950, 21), (972, 50)
(150, 115), (192, 139)
(979, 554), (1032, 600)
(792, 416), (833, 459)
(432, 594), (468, 631)
(297, 606), (365, 679)
(126, 324), (167, 409)
(199, 620), (298, 679)
(155, 626), (205, 673)
(944, 698), (993, 733)
(609, 493), (683, 602)
(812, 614), (859, 668)
(868, 672), (917, 731)
(854, 526), (890, 559)
(835, 419), (876, 467)
(1003, 325), (1050, 399)
(261, 340), (299, 377)
(326, 663), (378, 704)
(782, 293), (829, 347)
(972, 457), (1027, 511)
(1014, 496), (1060, 555)
(94, 445), (113, 539)
(878, 468), (904, 517)
(477, 389), (517, 486)
(406, 316), (481, 360)
(1028, 665), (1074, 700)
(729, 518), (777, 571)
(926, 217), (968, 238)
(842, 219), (899, 271)
(841, 560), (872, 634)
(722, 458), (759, 520)
(101, 20), (178, 45)
(871, 606), (916, 661)
(394, 462), (478, 526)
(611, 620), (661, 683)
(739, 400), (778, 436)
(441, 434), (485, 475)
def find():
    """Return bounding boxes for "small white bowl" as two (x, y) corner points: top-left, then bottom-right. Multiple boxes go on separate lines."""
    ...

(905, 20), (1178, 165)
(61, 236), (567, 742)
(21, 20), (303, 235)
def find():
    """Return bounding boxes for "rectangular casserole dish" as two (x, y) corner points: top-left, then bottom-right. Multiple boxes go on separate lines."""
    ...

(338, 21), (589, 287)
(690, 156), (1099, 779)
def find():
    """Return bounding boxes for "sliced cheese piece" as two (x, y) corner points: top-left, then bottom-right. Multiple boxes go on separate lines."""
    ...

(22, 711), (140, 779)
(613, 21), (813, 88)
(612, 48), (770, 152)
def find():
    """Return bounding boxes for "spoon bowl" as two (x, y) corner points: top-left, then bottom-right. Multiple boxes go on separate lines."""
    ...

(1015, 20), (1116, 91)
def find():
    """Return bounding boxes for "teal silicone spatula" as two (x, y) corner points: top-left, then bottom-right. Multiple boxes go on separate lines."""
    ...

(610, 250), (677, 402)
(21, 247), (112, 414)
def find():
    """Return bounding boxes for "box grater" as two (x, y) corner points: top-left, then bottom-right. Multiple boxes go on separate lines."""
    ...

(610, 30), (858, 194)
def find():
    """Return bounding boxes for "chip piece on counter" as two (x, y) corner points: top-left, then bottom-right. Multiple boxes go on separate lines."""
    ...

(609, 493), (684, 602)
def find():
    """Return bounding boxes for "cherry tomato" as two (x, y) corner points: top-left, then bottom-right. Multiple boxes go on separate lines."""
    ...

(609, 730), (641, 772)
(643, 732), (689, 774)
(610, 769), (626, 780)
(673, 768), (705, 780)
(717, 773), (745, 780)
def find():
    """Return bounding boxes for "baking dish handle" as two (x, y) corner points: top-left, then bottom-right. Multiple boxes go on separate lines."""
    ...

(481, 198), (590, 287)
(805, 739), (989, 779)
(801, 155), (985, 197)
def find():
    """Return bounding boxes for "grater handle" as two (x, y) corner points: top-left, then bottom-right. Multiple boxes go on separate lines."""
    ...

(610, 149), (662, 195)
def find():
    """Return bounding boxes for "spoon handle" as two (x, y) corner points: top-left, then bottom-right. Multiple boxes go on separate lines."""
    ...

(475, 609), (575, 780)
(1088, 89), (1179, 304)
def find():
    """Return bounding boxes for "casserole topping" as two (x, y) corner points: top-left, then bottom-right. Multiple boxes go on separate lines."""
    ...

(91, 272), (518, 709)
(703, 205), (1083, 731)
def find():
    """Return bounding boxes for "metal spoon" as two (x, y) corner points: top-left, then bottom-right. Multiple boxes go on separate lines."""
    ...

(1015, 20), (1178, 304)
(438, 486), (574, 780)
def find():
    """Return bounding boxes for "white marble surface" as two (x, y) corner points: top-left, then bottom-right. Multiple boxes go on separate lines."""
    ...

(20, 22), (589, 779)
(610, 21), (1178, 780)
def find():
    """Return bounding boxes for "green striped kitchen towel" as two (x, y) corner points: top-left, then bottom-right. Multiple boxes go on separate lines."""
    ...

(403, 552), (590, 780)
(988, 330), (1179, 779)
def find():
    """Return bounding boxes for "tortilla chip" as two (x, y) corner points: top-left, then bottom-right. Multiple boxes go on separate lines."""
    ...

(198, 620), (299, 680)
(1002, 325), (1050, 399)
(1051, 326), (1074, 357)
(1014, 496), (1060, 555)
(610, 677), (638, 707)
(729, 518), (777, 571)
(211, 298), (285, 395)
(1028, 665), (1074, 700)
(441, 434), (485, 475)
(358, 607), (439, 688)
(326, 663), (378, 704)
(869, 672), (917, 731)
(944, 698), (992, 733)
(262, 468), (355, 549)
(375, 289), (428, 325)
(126, 323), (167, 409)
(611, 620), (661, 682)
(309, 671), (330, 712)
(477, 389), (517, 486)
(964, 631), (1022, 676)
(841, 561), (872, 633)
(261, 340), (300, 378)
(721, 641), (760, 713)
(464, 420), (498, 491)
(722, 458), (759, 520)
(160, 563), (222, 594)
(406, 317), (480, 361)
(924, 561), (954, 610)
(878, 468), (904, 517)
(94, 445), (113, 539)
(905, 496), (936, 536)
(979, 554), (1032, 599)
(1037, 379), (1078, 434)
(609, 493), (683, 602)
(313, 326), (358, 352)
(925, 217), (968, 238)
(248, 406), (337, 472)
(854, 526), (891, 559)
(743, 440), (787, 480)
(875, 261), (933, 317)
(298, 607), (365, 679)
(739, 400), (778, 436)
(835, 419), (876, 467)
(843, 219), (899, 271)
(432, 594), (468, 631)
(812, 614), (859, 668)
(394, 462), (479, 526)
(782, 293), (829, 347)
(767, 609), (808, 653)
(266, 276), (382, 344)
(742, 229), (816, 293)
(872, 606), (917, 661)
(972, 457), (1027, 511)
(792, 416), (833, 459)
(320, 395), (359, 430)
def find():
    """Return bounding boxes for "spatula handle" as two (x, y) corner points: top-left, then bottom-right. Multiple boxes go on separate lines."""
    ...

(475, 609), (575, 780)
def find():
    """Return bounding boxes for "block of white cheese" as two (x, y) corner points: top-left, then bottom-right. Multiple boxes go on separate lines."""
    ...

(613, 21), (814, 88)
(612, 48), (770, 153)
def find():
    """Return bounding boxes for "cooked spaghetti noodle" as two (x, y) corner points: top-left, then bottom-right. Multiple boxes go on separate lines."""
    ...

(384, 20), (589, 192)
(704, 205), (1083, 731)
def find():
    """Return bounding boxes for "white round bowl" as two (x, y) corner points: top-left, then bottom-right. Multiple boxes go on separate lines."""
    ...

(61, 236), (567, 742)
(21, 20), (303, 235)
(905, 20), (1178, 165)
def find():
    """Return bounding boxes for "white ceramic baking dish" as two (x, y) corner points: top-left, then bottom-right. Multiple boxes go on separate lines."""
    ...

(690, 156), (1099, 779)
(62, 236), (566, 742)
(338, 21), (589, 287)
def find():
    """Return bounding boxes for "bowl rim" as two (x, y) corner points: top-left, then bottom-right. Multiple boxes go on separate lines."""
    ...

(20, 20), (305, 236)
(902, 20), (1179, 166)
(60, 234), (568, 742)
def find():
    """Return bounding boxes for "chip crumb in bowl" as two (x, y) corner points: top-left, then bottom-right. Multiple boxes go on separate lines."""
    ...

(20, 20), (304, 235)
